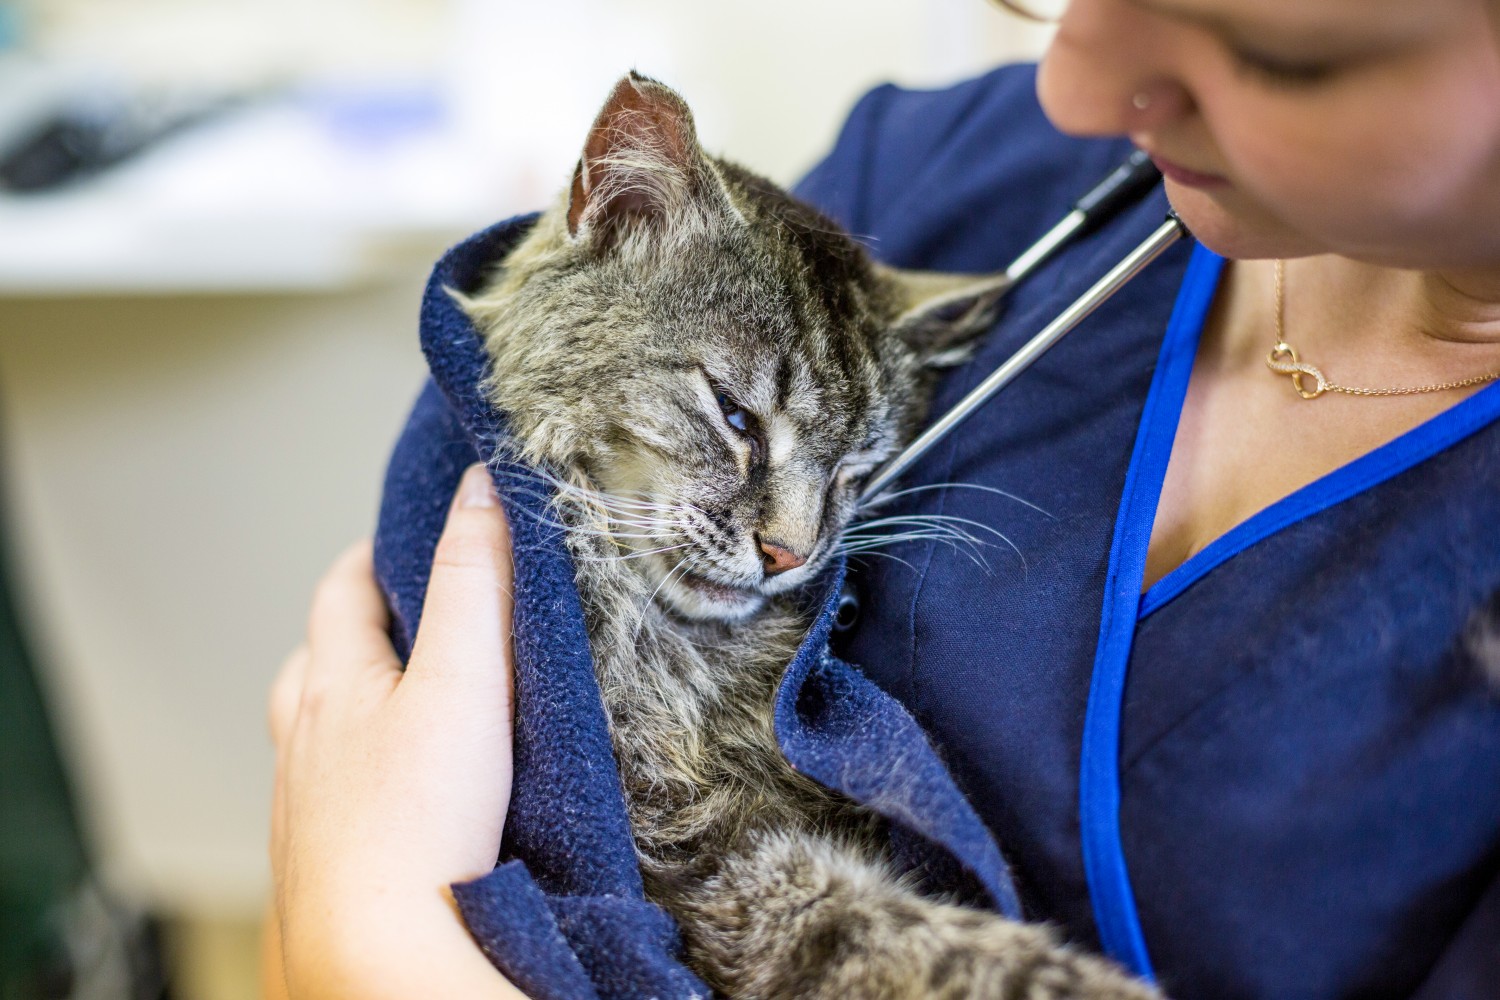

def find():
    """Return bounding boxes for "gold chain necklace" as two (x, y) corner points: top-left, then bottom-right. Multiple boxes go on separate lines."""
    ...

(1265, 260), (1500, 399)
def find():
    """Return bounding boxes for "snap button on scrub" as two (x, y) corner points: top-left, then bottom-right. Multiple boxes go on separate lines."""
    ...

(833, 580), (861, 633)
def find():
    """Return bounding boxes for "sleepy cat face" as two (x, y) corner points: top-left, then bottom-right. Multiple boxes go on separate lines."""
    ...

(467, 73), (1008, 623)
(583, 244), (911, 621)
(594, 362), (893, 620)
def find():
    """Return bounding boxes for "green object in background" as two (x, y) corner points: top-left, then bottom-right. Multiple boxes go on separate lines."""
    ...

(0, 427), (169, 999)
(0, 555), (89, 996)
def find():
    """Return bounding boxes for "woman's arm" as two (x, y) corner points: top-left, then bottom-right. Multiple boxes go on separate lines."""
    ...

(264, 464), (528, 1000)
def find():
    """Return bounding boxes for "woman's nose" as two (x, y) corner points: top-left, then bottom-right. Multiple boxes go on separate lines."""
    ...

(1035, 0), (1193, 139)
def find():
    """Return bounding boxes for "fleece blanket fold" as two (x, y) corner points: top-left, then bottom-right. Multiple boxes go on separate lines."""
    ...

(373, 215), (1022, 1000)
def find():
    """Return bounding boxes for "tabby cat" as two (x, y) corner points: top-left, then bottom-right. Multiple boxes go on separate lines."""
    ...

(459, 72), (1158, 1000)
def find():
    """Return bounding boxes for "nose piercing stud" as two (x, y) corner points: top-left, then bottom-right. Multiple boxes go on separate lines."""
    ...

(1132, 92), (1151, 110)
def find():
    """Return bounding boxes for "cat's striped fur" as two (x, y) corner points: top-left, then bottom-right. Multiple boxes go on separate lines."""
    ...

(460, 72), (1158, 1000)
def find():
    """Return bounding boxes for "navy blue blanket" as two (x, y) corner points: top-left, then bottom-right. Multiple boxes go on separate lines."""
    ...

(373, 214), (1023, 999)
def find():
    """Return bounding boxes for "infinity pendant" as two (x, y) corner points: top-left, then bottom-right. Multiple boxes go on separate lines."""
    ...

(1266, 342), (1328, 399)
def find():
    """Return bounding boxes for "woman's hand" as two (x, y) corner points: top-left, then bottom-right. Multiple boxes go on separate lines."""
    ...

(264, 463), (526, 1000)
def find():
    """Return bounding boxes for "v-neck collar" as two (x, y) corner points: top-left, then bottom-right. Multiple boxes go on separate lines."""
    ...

(1078, 242), (1220, 978)
(1138, 248), (1500, 621)
(1079, 241), (1500, 978)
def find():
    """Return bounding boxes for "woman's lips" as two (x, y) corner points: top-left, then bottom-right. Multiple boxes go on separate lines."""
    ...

(1149, 154), (1230, 190)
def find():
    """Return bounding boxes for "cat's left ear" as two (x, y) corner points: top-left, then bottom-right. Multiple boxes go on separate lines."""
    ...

(567, 71), (718, 248)
(879, 265), (1012, 368)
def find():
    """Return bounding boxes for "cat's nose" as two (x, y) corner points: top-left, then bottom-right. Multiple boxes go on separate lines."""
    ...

(758, 537), (808, 576)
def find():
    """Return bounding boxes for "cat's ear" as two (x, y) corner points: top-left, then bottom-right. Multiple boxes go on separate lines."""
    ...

(567, 71), (709, 246)
(879, 265), (1012, 367)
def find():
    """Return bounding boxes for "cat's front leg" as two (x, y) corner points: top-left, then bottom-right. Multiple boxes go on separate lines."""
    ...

(677, 829), (1161, 1000)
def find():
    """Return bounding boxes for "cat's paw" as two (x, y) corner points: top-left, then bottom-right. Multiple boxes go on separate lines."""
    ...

(868, 908), (1162, 1000)
(976, 926), (1162, 1000)
(680, 830), (1161, 1000)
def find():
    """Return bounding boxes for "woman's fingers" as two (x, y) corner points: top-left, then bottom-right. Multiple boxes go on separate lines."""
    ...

(305, 539), (400, 685)
(260, 902), (291, 1000)
(268, 645), (307, 894)
(408, 464), (515, 687)
(265, 464), (524, 999)
(268, 644), (309, 751)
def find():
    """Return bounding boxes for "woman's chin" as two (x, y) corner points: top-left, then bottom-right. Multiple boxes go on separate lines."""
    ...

(1165, 182), (1323, 261)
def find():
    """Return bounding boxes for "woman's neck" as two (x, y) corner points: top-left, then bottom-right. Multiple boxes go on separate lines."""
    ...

(1412, 265), (1500, 345)
(1228, 256), (1500, 385)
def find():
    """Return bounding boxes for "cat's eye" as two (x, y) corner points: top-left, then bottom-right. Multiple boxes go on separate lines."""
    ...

(700, 369), (765, 462)
(716, 391), (751, 434)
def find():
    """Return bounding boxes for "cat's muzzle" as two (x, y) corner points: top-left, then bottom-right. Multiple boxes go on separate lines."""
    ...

(662, 568), (769, 622)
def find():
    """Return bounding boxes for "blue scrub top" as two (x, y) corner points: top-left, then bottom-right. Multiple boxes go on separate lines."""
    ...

(795, 64), (1500, 1000)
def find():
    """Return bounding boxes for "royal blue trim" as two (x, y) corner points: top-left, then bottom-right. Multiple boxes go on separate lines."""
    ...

(1079, 243), (1223, 977)
(1139, 367), (1500, 621)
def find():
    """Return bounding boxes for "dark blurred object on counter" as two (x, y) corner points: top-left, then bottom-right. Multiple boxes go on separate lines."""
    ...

(0, 87), (236, 193)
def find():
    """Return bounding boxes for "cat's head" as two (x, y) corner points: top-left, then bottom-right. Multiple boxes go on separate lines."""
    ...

(467, 72), (1007, 623)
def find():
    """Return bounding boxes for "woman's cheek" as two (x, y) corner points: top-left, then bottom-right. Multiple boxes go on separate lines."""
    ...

(1176, 94), (1334, 248)
(1234, 46), (1500, 245)
(1201, 83), (1430, 253)
(1390, 58), (1500, 221)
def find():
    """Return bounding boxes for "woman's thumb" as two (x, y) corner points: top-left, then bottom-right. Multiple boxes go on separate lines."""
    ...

(407, 463), (515, 683)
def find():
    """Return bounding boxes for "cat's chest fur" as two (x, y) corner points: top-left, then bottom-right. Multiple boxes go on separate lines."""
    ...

(565, 529), (840, 875)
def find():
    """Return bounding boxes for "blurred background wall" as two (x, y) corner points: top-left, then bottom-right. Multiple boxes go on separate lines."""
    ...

(0, 2), (1051, 997)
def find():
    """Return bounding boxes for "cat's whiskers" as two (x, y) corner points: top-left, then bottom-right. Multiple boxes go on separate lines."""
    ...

(845, 512), (1024, 570)
(842, 522), (983, 553)
(837, 529), (971, 549)
(842, 548), (921, 574)
(495, 471), (699, 563)
(846, 528), (993, 565)
(502, 493), (675, 542)
(633, 553), (694, 643)
(837, 529), (993, 573)
(836, 516), (999, 573)
(857, 480), (1053, 519)
(508, 504), (672, 540)
(503, 465), (689, 519)
(575, 542), (692, 564)
(853, 512), (1008, 544)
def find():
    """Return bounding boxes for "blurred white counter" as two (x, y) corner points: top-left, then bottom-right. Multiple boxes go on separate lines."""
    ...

(0, 93), (521, 295)
(0, 0), (1049, 924)
(0, 96), (504, 917)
